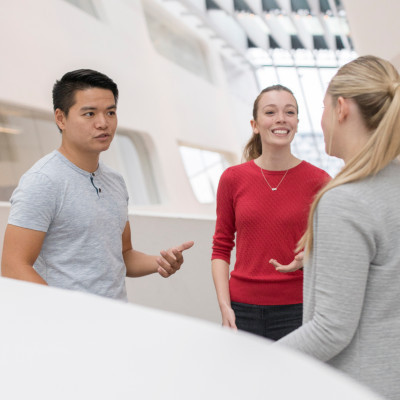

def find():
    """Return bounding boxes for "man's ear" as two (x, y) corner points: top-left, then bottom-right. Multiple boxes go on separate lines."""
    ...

(336, 96), (349, 123)
(54, 109), (66, 132)
(250, 119), (259, 134)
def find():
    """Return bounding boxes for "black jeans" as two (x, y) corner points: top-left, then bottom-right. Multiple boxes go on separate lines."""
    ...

(231, 301), (302, 341)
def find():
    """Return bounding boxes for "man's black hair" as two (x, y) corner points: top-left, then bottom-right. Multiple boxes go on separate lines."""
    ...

(52, 69), (119, 116)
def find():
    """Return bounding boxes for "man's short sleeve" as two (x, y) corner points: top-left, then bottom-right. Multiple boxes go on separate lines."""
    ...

(8, 172), (58, 232)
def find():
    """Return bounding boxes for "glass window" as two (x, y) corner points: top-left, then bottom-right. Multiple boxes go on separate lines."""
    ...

(143, 2), (212, 83)
(291, 132), (322, 170)
(256, 67), (279, 89)
(0, 105), (60, 201)
(179, 146), (230, 204)
(247, 48), (272, 66)
(315, 49), (338, 67)
(319, 68), (337, 91)
(298, 67), (325, 133)
(113, 134), (160, 206)
(337, 49), (357, 65)
(293, 49), (316, 66)
(271, 49), (294, 66)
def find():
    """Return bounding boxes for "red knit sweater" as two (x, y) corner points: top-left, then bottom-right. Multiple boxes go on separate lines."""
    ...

(212, 160), (330, 305)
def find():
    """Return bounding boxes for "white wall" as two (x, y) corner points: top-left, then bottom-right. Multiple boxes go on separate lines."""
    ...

(0, 0), (255, 216)
(126, 212), (223, 323)
(342, 0), (400, 68)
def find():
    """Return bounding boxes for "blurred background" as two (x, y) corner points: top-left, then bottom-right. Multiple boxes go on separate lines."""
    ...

(0, 0), (399, 322)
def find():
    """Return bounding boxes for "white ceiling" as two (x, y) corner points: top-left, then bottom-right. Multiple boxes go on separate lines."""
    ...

(342, 0), (400, 68)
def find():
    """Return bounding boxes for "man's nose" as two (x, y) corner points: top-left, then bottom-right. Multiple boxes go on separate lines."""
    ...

(95, 114), (107, 129)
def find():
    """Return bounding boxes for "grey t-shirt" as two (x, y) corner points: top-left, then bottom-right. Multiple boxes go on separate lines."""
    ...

(8, 150), (129, 300)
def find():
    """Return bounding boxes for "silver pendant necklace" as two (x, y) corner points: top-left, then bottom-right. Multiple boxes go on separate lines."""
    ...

(260, 167), (289, 191)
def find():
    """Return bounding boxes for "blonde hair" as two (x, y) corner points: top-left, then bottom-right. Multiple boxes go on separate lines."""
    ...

(242, 84), (298, 162)
(299, 55), (400, 254)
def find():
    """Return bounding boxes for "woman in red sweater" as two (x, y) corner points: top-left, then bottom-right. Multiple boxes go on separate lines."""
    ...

(211, 85), (330, 340)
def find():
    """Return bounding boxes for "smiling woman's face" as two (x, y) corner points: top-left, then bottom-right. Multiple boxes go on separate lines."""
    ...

(251, 90), (299, 150)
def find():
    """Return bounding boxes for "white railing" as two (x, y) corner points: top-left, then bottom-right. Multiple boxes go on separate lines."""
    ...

(0, 202), (226, 324)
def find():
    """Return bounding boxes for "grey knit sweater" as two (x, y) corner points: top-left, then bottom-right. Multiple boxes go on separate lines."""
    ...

(279, 160), (400, 400)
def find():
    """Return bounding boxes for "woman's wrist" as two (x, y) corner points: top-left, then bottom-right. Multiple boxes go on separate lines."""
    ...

(220, 302), (233, 312)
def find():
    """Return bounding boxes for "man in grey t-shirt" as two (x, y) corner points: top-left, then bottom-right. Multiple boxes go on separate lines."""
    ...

(1, 69), (193, 300)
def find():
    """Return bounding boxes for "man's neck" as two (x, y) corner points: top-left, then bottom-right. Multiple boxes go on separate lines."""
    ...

(58, 145), (100, 173)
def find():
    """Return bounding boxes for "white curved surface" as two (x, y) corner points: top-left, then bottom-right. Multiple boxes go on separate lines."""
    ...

(0, 278), (382, 399)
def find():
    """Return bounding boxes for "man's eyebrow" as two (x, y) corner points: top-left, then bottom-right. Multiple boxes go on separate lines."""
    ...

(80, 105), (117, 111)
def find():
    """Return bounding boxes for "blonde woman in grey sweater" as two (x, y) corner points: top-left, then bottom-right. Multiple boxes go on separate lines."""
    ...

(278, 55), (400, 400)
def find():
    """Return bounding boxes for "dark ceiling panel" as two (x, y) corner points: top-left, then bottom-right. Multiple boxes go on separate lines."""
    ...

(262, 0), (281, 12)
(269, 35), (280, 49)
(234, 0), (252, 12)
(313, 35), (328, 49)
(291, 0), (311, 12)
(291, 35), (305, 49)
(206, 0), (220, 10)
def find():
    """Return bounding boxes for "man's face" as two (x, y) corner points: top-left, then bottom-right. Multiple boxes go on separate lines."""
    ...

(55, 88), (117, 155)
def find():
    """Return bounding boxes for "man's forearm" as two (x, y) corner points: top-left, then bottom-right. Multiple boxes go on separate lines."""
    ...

(1, 262), (47, 285)
(1, 225), (47, 285)
(123, 249), (159, 278)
